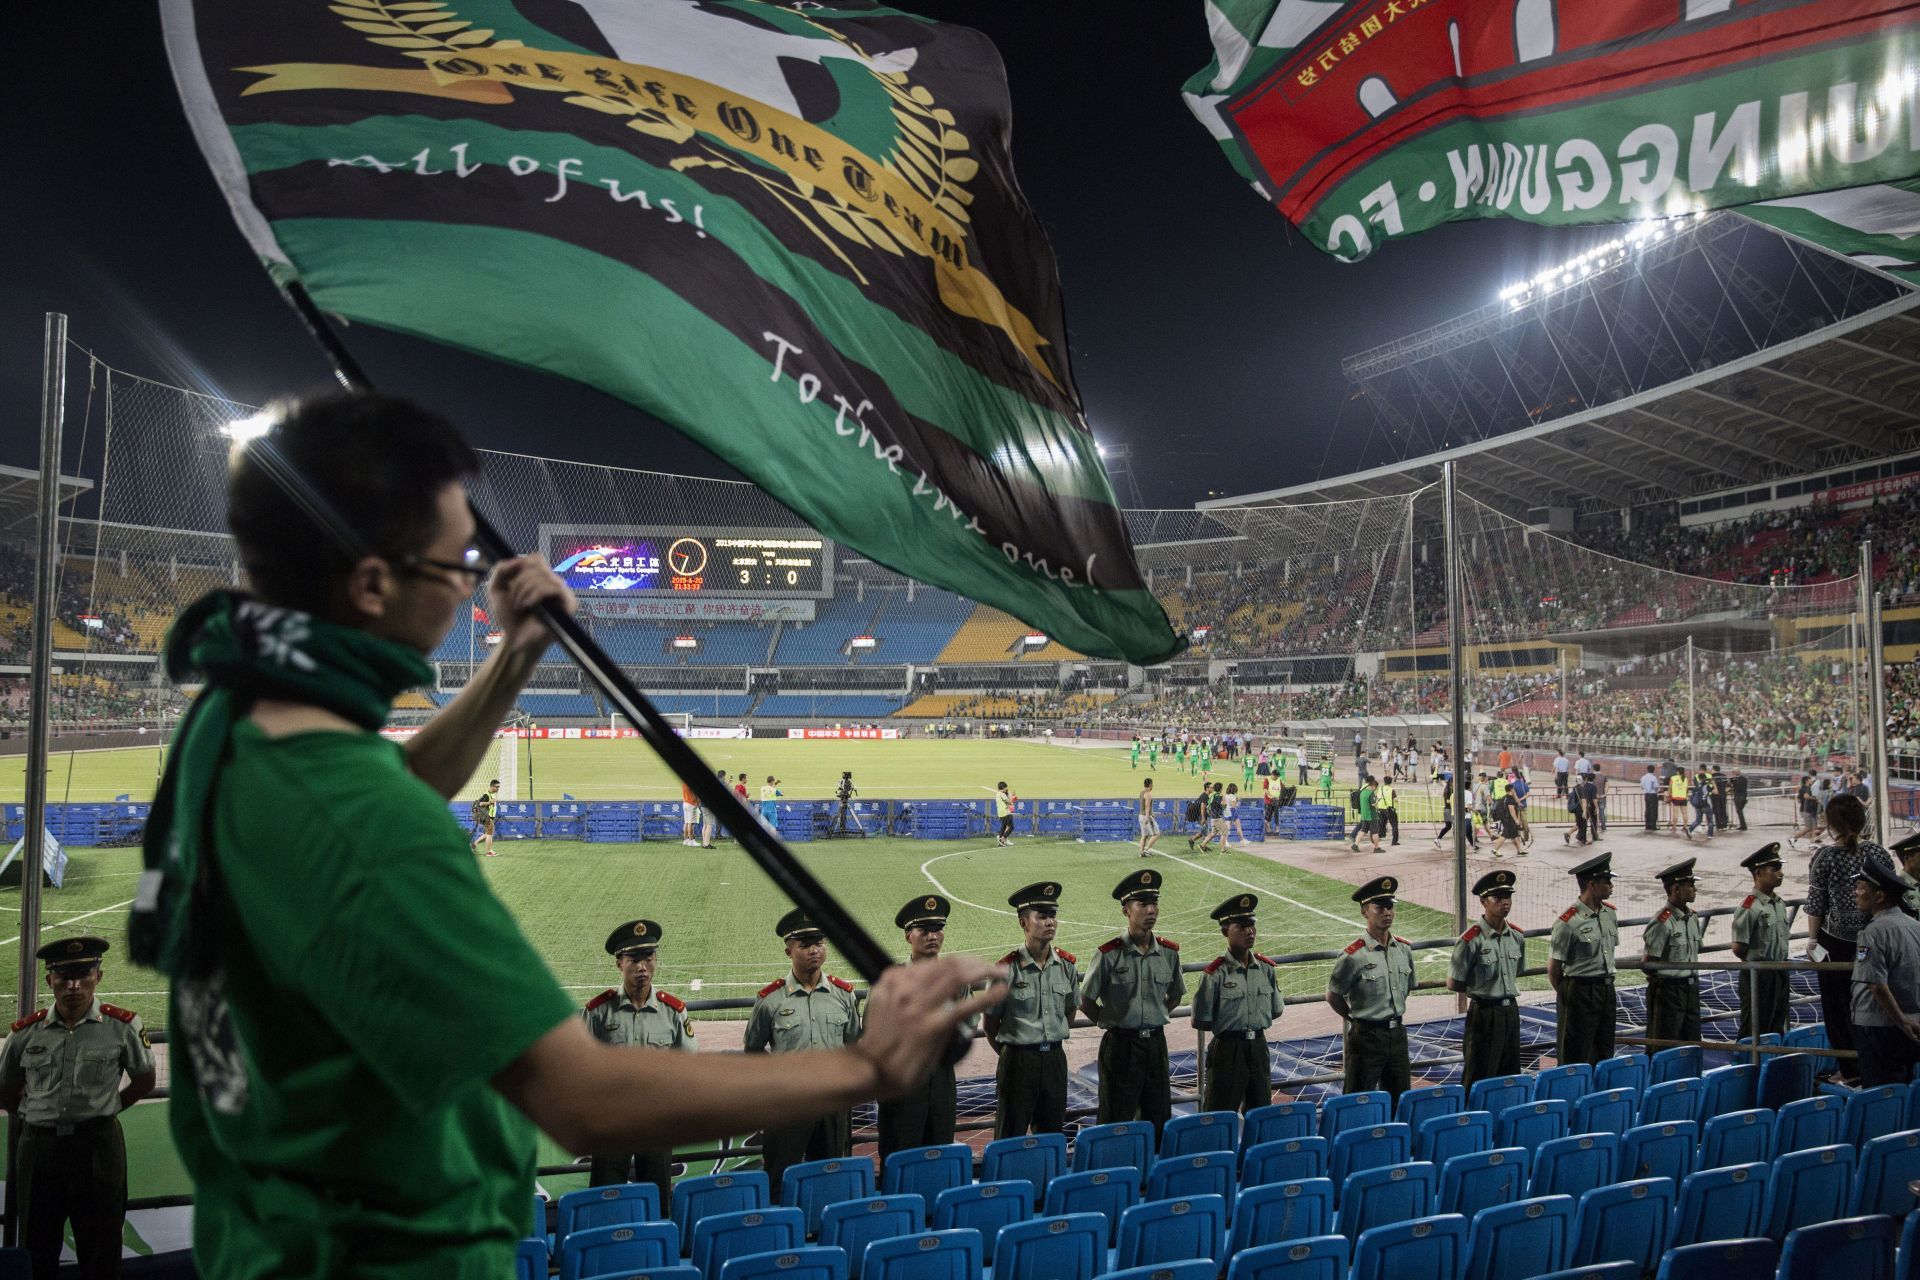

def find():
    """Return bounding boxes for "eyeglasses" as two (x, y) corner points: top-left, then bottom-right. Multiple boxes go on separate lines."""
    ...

(396, 545), (496, 586)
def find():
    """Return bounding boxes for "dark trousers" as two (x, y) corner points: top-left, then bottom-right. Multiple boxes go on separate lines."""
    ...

(1645, 976), (1701, 1049)
(1733, 796), (1748, 830)
(998, 815), (1014, 841)
(1712, 798), (1730, 829)
(1855, 1023), (1920, 1087)
(995, 1045), (1068, 1138)
(1201, 1033), (1272, 1114)
(1816, 930), (1859, 1075)
(1736, 968), (1791, 1041)
(1644, 793), (1660, 831)
(1379, 807), (1399, 845)
(1298, 765), (1308, 785)
(17, 1116), (126, 1280)
(1343, 1020), (1411, 1107)
(1557, 978), (1616, 1066)
(1555, 772), (1569, 796)
(1097, 1029), (1172, 1137)
(1461, 1000), (1521, 1092)
(590, 1147), (673, 1215)
(878, 1061), (956, 1159)
(759, 1110), (850, 1201)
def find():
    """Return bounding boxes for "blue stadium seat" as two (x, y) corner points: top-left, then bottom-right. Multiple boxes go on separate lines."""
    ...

(1908, 1078), (1920, 1132)
(1330, 1123), (1412, 1190)
(1670, 1163), (1768, 1250)
(1782, 1024), (1828, 1050)
(1241, 1101), (1316, 1151)
(1761, 1143), (1857, 1241)
(1350, 1212), (1468, 1280)
(1619, 1121), (1697, 1184)
(517, 1238), (547, 1280)
(1224, 1235), (1349, 1280)
(560, 1223), (680, 1279)
(1338, 1161), (1436, 1246)
(931, 1182), (1031, 1264)
(1568, 1176), (1674, 1273)
(535, 1196), (550, 1242)
(1105, 1264), (1218, 1280)
(1113, 1195), (1227, 1272)
(1776, 1094), (1844, 1155)
(1757, 1053), (1817, 1110)
(1395, 1084), (1466, 1131)
(1419, 1111), (1493, 1167)
(1639, 1078), (1705, 1126)
(1320, 1091), (1390, 1142)
(979, 1133), (1064, 1201)
(988, 1214), (1105, 1280)
(1593, 1054), (1650, 1108)
(1653, 1238), (1779, 1280)
(1160, 1110), (1240, 1158)
(1437, 1147), (1529, 1220)
(818, 1198), (924, 1280)
(1845, 1085), (1910, 1149)
(1699, 1065), (1759, 1121)
(1534, 1265), (1637, 1280)
(1528, 1133), (1618, 1200)
(1229, 1179), (1335, 1258)
(1072, 1122), (1153, 1176)
(1042, 1168), (1138, 1247)
(1649, 1046), (1702, 1084)
(1699, 1109), (1775, 1170)
(858, 1228), (982, 1280)
(1851, 1129), (1920, 1217)
(691, 1209), (805, 1280)
(1534, 1064), (1594, 1107)
(1241, 1137), (1328, 1187)
(882, 1146), (969, 1205)
(718, 1246), (848, 1280)
(1460, 1194), (1575, 1280)
(781, 1159), (877, 1239)
(1777, 1214), (1899, 1280)
(1146, 1151), (1236, 1204)
(559, 1184), (665, 1245)
(597, 1268), (700, 1280)
(1468, 1075), (1531, 1119)
(1495, 1099), (1570, 1150)
(1899, 1210), (1920, 1280)
(673, 1173), (770, 1252)
(1572, 1088), (1636, 1137)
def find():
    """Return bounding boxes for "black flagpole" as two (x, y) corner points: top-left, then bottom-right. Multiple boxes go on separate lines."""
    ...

(278, 285), (964, 1059)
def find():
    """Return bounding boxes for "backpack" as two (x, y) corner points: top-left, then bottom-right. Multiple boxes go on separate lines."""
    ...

(470, 796), (490, 822)
(1184, 797), (1204, 822)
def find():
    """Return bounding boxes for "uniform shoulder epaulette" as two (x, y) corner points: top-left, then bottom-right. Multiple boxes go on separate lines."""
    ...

(1740, 894), (1756, 909)
(757, 977), (785, 999)
(1205, 956), (1227, 975)
(584, 989), (617, 1012)
(999, 950), (1021, 967)
(100, 1004), (136, 1024)
(1157, 936), (1180, 951)
(1256, 953), (1276, 967)
(658, 991), (686, 1012)
(1558, 905), (1579, 923)
(1394, 935), (1410, 946)
(1098, 938), (1122, 954)
(829, 975), (855, 993)
(9, 1009), (45, 1033)
(1055, 948), (1076, 964)
(1343, 937), (1367, 955)
(1654, 907), (1672, 923)
(1461, 925), (1482, 943)
(1604, 901), (1616, 910)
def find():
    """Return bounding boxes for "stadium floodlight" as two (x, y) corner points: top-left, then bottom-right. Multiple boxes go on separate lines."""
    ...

(220, 410), (276, 444)
(1495, 210), (1706, 309)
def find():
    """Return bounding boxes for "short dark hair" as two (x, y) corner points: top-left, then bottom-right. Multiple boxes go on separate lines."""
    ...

(1827, 793), (1868, 841)
(227, 392), (479, 612)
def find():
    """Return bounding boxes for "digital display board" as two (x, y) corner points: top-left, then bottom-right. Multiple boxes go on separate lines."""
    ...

(539, 526), (834, 598)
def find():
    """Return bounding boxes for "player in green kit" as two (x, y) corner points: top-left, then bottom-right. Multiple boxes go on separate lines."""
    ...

(1148, 740), (1159, 770)
(1201, 747), (1213, 778)
(1242, 754), (1256, 790)
(1130, 737), (1141, 770)
(1317, 759), (1335, 801)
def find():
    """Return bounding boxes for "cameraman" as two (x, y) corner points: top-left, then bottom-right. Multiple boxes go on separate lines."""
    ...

(834, 771), (860, 836)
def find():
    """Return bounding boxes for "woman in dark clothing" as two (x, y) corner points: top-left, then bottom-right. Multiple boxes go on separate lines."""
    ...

(1804, 794), (1895, 1083)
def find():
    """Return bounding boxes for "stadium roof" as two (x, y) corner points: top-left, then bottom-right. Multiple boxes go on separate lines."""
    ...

(0, 463), (92, 536)
(1202, 215), (1920, 518)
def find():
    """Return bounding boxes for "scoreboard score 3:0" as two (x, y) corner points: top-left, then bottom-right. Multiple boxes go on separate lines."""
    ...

(539, 525), (834, 598)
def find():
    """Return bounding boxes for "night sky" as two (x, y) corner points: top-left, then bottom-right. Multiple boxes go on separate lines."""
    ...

(8, 2), (1602, 508)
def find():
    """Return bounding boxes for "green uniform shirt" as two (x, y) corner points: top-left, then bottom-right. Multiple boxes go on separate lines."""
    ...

(991, 946), (1080, 1044)
(0, 999), (154, 1125)
(1732, 890), (1791, 962)
(1190, 952), (1283, 1033)
(583, 987), (696, 1052)
(1081, 936), (1186, 1030)
(1357, 787), (1376, 821)
(1550, 901), (1620, 978)
(1329, 934), (1416, 1021)
(1644, 904), (1705, 979)
(1449, 919), (1526, 1000)
(171, 722), (579, 1280)
(744, 973), (862, 1052)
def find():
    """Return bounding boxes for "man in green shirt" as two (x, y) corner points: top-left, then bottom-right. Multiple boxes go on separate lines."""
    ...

(1448, 870), (1525, 1090)
(1349, 777), (1380, 854)
(1327, 876), (1416, 1106)
(986, 882), (1080, 1138)
(1549, 852), (1620, 1065)
(469, 778), (500, 856)
(1147, 740), (1160, 771)
(1190, 894), (1283, 1113)
(140, 393), (999, 1279)
(1643, 859), (1705, 1050)
(1130, 737), (1141, 770)
(1081, 870), (1185, 1138)
(582, 918), (692, 1210)
(1732, 843), (1792, 1039)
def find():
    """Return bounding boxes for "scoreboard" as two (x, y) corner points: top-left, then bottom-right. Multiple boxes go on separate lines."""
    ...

(540, 526), (834, 599)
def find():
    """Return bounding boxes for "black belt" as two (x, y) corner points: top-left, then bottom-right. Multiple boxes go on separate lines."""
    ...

(1105, 1027), (1166, 1039)
(1351, 1017), (1403, 1029)
(22, 1116), (114, 1138)
(1650, 973), (1698, 984)
(1569, 976), (1615, 986)
(1209, 1029), (1264, 1041)
(1005, 1041), (1063, 1053)
(1471, 997), (1516, 1007)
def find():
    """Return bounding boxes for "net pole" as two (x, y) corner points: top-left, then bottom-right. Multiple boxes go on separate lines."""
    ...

(1863, 541), (1893, 839)
(1850, 612), (1862, 767)
(1686, 636), (1696, 769)
(1558, 647), (1567, 752)
(1443, 464), (1468, 932)
(19, 313), (66, 1022)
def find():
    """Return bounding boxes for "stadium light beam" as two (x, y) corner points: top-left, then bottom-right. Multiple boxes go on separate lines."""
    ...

(220, 410), (277, 444)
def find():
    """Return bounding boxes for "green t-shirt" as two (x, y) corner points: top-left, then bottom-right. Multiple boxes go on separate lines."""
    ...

(169, 722), (577, 1279)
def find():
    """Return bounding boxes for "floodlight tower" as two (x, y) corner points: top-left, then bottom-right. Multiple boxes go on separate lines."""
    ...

(1098, 441), (1143, 508)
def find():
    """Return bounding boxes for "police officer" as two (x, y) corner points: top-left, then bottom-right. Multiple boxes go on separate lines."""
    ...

(1549, 852), (1620, 1065)
(1732, 843), (1792, 1038)
(1191, 894), (1283, 1114)
(582, 919), (693, 1209)
(1080, 870), (1184, 1137)
(0, 936), (155, 1280)
(985, 882), (1079, 1138)
(878, 895), (958, 1158)
(744, 909), (861, 1198)
(1327, 876), (1416, 1106)
(1891, 832), (1920, 916)
(1449, 869), (1525, 1090)
(1644, 859), (1705, 1050)
(1852, 858), (1920, 1086)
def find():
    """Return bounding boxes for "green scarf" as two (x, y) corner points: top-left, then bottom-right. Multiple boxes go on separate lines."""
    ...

(131, 592), (432, 977)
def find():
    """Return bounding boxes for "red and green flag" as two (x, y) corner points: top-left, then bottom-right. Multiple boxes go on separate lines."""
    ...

(163, 0), (1180, 664)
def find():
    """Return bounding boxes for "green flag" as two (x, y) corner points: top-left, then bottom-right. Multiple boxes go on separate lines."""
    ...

(1743, 179), (1920, 285)
(163, 0), (1180, 663)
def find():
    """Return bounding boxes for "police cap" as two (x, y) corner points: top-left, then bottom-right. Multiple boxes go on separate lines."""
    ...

(1568, 852), (1614, 884)
(896, 894), (951, 932)
(604, 919), (663, 957)
(1656, 858), (1698, 886)
(1352, 875), (1398, 907)
(1472, 869), (1516, 898)
(36, 935), (108, 974)
(1007, 881), (1062, 912)
(1741, 842), (1785, 871)
(1210, 894), (1258, 926)
(775, 908), (826, 944)
(1855, 857), (1914, 900)
(1114, 868), (1163, 904)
